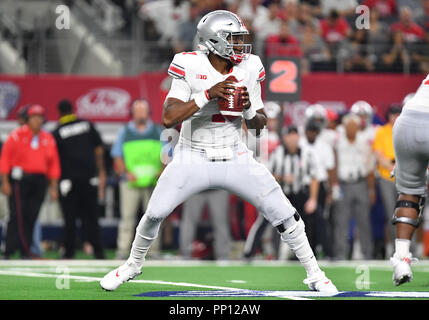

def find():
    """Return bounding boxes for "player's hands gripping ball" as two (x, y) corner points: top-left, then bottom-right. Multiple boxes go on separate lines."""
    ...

(208, 76), (250, 119)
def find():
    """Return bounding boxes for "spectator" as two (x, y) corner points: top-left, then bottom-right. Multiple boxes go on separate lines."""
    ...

(253, 1), (282, 55)
(396, 0), (423, 17)
(320, 0), (358, 17)
(367, 8), (391, 65)
(300, 22), (332, 72)
(412, 31), (429, 74)
(391, 7), (425, 44)
(297, 2), (320, 31)
(265, 20), (302, 57)
(380, 30), (410, 73)
(140, 0), (190, 44)
(300, 0), (322, 17)
(373, 105), (402, 259)
(415, 0), (429, 29)
(238, 0), (269, 37)
(363, 0), (397, 18)
(110, 99), (165, 259)
(139, 0), (190, 65)
(340, 29), (375, 72)
(174, 0), (202, 53)
(280, 0), (300, 36)
(320, 10), (352, 57)
(52, 100), (106, 259)
(180, 190), (231, 260)
(333, 114), (375, 260)
(0, 105), (60, 259)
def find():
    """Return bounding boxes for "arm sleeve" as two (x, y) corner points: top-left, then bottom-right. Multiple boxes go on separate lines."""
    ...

(249, 81), (264, 111)
(248, 55), (265, 111)
(166, 78), (192, 102)
(166, 53), (192, 102)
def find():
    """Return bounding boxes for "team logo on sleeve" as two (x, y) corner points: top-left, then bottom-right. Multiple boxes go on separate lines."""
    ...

(168, 63), (186, 79)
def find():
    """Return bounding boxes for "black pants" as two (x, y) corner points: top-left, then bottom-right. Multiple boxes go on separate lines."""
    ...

(288, 190), (318, 253)
(59, 179), (104, 259)
(4, 174), (47, 258)
(315, 182), (333, 258)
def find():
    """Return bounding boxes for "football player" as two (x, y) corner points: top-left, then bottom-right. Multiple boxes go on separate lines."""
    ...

(100, 10), (337, 293)
(390, 75), (429, 285)
(350, 100), (377, 145)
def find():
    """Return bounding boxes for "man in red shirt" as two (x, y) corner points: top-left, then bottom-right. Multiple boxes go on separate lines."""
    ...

(265, 20), (302, 57)
(0, 104), (60, 258)
(391, 7), (425, 43)
(320, 10), (351, 44)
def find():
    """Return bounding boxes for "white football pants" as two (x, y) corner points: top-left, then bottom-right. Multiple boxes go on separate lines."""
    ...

(129, 143), (298, 265)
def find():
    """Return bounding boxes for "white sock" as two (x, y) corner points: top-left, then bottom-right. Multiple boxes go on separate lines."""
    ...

(280, 218), (321, 277)
(394, 239), (411, 259)
(129, 214), (162, 268)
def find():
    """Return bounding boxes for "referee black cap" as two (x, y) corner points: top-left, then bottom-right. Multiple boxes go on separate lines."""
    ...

(281, 124), (298, 136)
(305, 119), (321, 133)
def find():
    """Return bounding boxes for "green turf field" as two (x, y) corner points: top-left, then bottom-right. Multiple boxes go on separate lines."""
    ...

(0, 259), (429, 300)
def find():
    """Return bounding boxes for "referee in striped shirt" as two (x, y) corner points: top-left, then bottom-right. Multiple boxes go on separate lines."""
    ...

(243, 125), (320, 259)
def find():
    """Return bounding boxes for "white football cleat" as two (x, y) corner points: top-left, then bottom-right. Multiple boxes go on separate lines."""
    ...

(303, 271), (338, 293)
(100, 259), (142, 291)
(390, 253), (417, 286)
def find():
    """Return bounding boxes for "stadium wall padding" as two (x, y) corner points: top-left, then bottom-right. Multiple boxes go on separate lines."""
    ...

(0, 72), (424, 124)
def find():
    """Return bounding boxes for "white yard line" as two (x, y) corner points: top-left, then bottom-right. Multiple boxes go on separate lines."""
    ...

(0, 269), (311, 300)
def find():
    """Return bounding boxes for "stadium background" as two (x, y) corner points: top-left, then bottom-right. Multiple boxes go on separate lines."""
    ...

(0, 0), (429, 260)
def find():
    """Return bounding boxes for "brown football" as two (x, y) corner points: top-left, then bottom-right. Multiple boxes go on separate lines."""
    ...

(218, 75), (245, 121)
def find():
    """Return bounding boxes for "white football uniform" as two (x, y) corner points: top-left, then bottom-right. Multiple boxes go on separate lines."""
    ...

(142, 50), (296, 228)
(393, 73), (429, 195)
(167, 50), (265, 150)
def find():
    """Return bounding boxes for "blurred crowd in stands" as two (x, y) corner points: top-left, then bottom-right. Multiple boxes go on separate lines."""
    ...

(130, 0), (429, 74)
(2, 0), (429, 74)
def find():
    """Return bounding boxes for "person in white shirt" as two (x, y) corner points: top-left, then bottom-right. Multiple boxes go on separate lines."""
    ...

(333, 113), (376, 260)
(300, 119), (336, 258)
(320, 0), (358, 17)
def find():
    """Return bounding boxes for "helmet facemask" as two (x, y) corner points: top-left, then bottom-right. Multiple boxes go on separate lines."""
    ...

(220, 31), (252, 64)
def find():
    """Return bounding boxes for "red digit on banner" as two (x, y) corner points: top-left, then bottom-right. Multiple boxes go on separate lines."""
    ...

(269, 60), (298, 93)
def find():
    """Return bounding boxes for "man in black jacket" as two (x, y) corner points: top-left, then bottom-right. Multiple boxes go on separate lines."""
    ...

(52, 99), (106, 259)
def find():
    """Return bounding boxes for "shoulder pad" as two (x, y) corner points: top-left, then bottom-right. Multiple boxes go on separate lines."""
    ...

(242, 54), (265, 82)
(167, 51), (199, 80)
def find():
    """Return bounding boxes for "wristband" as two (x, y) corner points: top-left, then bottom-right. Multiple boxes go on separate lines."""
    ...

(194, 90), (211, 109)
(243, 107), (256, 120)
